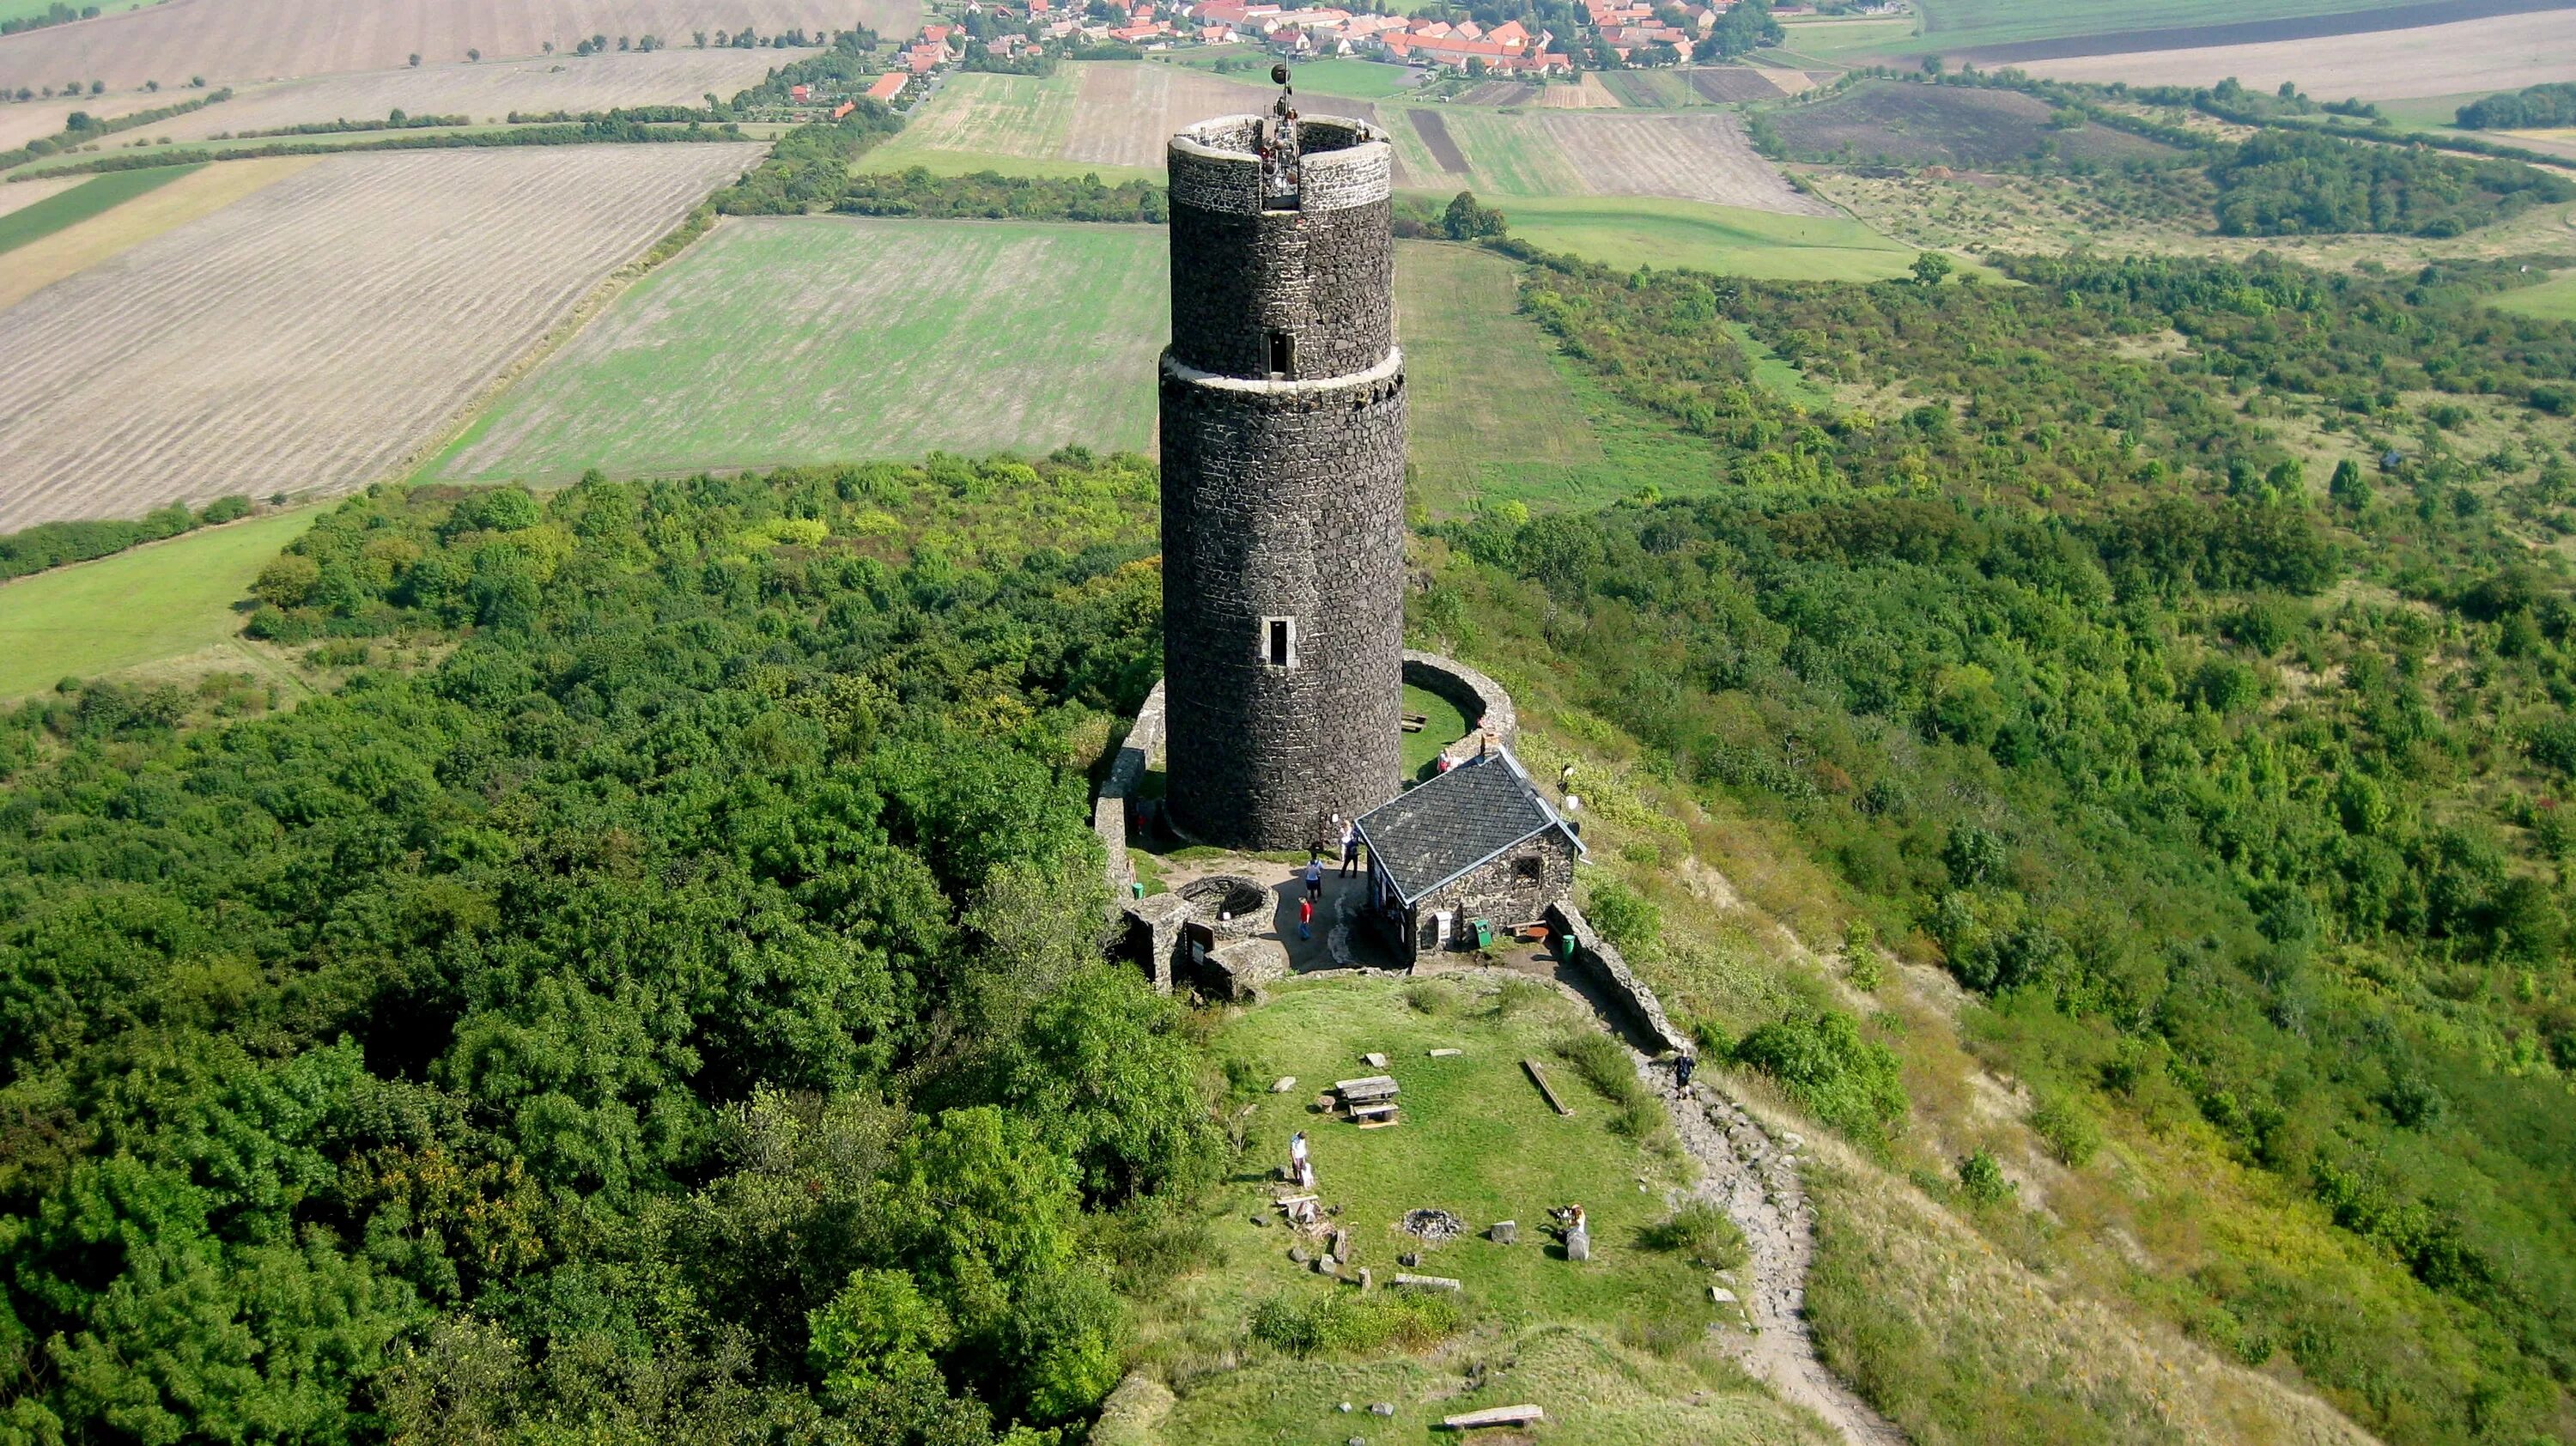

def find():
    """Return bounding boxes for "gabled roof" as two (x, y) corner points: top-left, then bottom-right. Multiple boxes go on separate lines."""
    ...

(1357, 748), (1584, 908)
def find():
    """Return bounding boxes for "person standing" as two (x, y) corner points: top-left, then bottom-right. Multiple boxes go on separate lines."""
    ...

(1290, 1129), (1313, 1189)
(1303, 858), (1324, 902)
(1298, 894), (1315, 940)
(1674, 1053), (1696, 1094)
(1339, 817), (1361, 878)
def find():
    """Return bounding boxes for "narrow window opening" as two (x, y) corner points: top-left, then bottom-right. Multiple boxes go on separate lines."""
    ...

(1268, 619), (1291, 667)
(1513, 855), (1543, 883)
(1267, 330), (1293, 378)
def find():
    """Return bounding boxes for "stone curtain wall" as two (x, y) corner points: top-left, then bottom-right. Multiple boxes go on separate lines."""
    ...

(1546, 900), (1693, 1057)
(1160, 112), (1408, 850)
(1402, 651), (1518, 753)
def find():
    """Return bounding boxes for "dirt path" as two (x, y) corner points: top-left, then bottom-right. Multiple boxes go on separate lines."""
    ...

(1635, 1055), (1907, 1446)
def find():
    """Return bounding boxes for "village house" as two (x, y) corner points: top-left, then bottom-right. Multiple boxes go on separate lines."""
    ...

(862, 71), (909, 102)
(1355, 749), (1584, 965)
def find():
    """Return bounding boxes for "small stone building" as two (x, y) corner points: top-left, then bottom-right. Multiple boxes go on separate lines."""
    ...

(1355, 747), (1583, 963)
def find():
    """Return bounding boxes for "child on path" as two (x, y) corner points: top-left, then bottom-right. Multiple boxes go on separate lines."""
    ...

(1299, 895), (1315, 940)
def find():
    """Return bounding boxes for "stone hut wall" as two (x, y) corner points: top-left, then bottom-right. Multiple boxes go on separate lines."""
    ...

(1413, 830), (1577, 953)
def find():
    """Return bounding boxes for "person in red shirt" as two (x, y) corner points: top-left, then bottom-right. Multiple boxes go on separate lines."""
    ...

(1298, 895), (1315, 940)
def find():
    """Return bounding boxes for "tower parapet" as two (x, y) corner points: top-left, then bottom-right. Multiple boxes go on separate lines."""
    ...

(1158, 85), (1406, 850)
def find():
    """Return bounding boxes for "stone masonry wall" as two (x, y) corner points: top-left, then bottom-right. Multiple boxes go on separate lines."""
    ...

(1401, 651), (1518, 754)
(1169, 202), (1394, 382)
(1413, 834), (1577, 953)
(1546, 900), (1692, 1056)
(1161, 359), (1406, 848)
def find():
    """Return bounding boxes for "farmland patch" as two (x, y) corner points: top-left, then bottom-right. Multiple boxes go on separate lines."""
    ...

(1408, 106), (1471, 173)
(155, 50), (801, 140)
(0, 173), (78, 219)
(1690, 67), (1789, 103)
(1395, 241), (1611, 515)
(1497, 193), (1916, 279)
(2016, 11), (2576, 100)
(432, 215), (1168, 482)
(1543, 111), (1832, 211)
(0, 155), (314, 309)
(1600, 70), (1695, 109)
(0, 0), (914, 92)
(874, 68), (1078, 162)
(1948, 0), (2574, 62)
(0, 507), (318, 700)
(0, 163), (198, 255)
(0, 143), (761, 530)
(1767, 80), (2178, 167)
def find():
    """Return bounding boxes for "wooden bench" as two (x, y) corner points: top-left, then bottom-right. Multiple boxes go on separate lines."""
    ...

(1335, 1074), (1400, 1103)
(1348, 1101), (1400, 1128)
(1440, 1404), (1544, 1430)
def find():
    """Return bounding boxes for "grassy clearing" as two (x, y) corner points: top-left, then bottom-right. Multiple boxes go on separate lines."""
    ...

(872, 70), (1079, 166)
(433, 216), (1166, 483)
(1492, 194), (1917, 280)
(2494, 269), (2576, 320)
(1133, 975), (1822, 1444)
(0, 509), (317, 700)
(0, 163), (197, 255)
(1400, 682), (1468, 777)
(1397, 241), (1613, 516)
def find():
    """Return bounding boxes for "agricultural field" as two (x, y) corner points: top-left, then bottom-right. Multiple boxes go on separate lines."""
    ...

(0, 0), (916, 93)
(0, 88), (164, 149)
(1766, 80), (2180, 167)
(1395, 242), (1613, 516)
(1495, 193), (1917, 279)
(2017, 10), (2576, 100)
(0, 143), (760, 530)
(0, 506), (315, 700)
(150, 49), (803, 141)
(1215, 55), (1419, 100)
(429, 215), (1168, 483)
(0, 155), (312, 309)
(1394, 107), (1833, 215)
(0, 162), (194, 253)
(1912, 0), (2469, 57)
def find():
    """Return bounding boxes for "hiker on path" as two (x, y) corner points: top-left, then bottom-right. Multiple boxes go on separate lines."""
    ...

(1298, 895), (1315, 940)
(1674, 1053), (1696, 1093)
(1339, 817), (1362, 877)
(1303, 860), (1325, 902)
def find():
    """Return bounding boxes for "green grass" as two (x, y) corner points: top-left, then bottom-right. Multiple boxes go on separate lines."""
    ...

(1727, 320), (1837, 411)
(847, 146), (1158, 184)
(1906, 0), (2418, 52)
(2494, 270), (2576, 321)
(1411, 106), (1585, 196)
(1264, 58), (1423, 100)
(1397, 241), (1616, 516)
(0, 509), (317, 700)
(1401, 683), (1470, 777)
(1777, 15), (1923, 60)
(869, 70), (1078, 167)
(0, 163), (199, 253)
(1490, 194), (1917, 281)
(428, 216), (1168, 483)
(1132, 975), (1814, 1444)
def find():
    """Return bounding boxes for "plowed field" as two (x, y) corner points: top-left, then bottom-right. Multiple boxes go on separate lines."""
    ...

(1395, 108), (1830, 214)
(2019, 11), (2576, 100)
(158, 50), (802, 139)
(0, 0), (920, 91)
(0, 143), (761, 530)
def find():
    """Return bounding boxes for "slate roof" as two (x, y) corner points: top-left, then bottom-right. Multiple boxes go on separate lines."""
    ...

(1355, 747), (1584, 907)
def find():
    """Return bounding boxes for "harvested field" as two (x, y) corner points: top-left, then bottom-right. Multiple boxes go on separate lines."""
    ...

(1689, 67), (1789, 103)
(155, 51), (802, 140)
(1769, 80), (2178, 167)
(1921, 0), (2542, 58)
(0, 89), (166, 149)
(2019, 12), (2576, 100)
(432, 216), (1167, 480)
(0, 0), (919, 92)
(0, 155), (313, 310)
(0, 143), (760, 530)
(879, 62), (1393, 178)
(0, 173), (79, 219)
(1545, 112), (1832, 211)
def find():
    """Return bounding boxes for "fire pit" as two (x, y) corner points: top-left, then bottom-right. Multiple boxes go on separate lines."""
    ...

(1400, 1208), (1467, 1244)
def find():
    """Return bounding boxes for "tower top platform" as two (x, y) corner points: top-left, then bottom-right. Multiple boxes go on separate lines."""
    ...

(1169, 113), (1392, 215)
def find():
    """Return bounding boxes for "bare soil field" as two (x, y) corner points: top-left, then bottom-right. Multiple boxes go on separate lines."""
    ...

(155, 50), (800, 139)
(1690, 67), (1790, 103)
(1959, 0), (2573, 62)
(1408, 107), (1470, 173)
(0, 173), (79, 218)
(0, 143), (761, 530)
(1770, 81), (2180, 167)
(0, 0), (919, 92)
(1061, 61), (1388, 171)
(1542, 112), (1833, 212)
(2020, 11), (2576, 100)
(0, 155), (315, 310)
(0, 89), (164, 149)
(1454, 76), (1620, 108)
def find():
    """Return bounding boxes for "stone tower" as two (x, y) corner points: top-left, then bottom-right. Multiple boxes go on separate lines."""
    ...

(1159, 83), (1406, 851)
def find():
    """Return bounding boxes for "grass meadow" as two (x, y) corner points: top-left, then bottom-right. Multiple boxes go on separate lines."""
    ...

(1908, 0), (2403, 52)
(1127, 974), (1820, 1445)
(2495, 270), (2576, 321)
(1151, 54), (1422, 100)
(1492, 195), (1917, 280)
(0, 508), (316, 700)
(430, 216), (1169, 482)
(0, 163), (197, 255)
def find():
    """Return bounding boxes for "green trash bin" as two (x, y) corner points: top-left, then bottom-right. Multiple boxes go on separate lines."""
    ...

(1556, 932), (1578, 962)
(1471, 918), (1493, 949)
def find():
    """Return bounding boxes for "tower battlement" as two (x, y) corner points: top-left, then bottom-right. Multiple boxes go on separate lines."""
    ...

(1158, 85), (1407, 851)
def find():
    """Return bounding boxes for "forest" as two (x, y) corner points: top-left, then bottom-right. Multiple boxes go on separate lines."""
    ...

(1437, 245), (2576, 1443)
(838, 169), (1167, 223)
(0, 455), (1207, 1443)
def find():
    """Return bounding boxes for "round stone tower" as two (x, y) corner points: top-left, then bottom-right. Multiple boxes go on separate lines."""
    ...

(1159, 89), (1406, 851)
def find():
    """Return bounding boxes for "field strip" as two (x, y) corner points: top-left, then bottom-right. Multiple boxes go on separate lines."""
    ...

(0, 143), (762, 531)
(0, 0), (920, 92)
(0, 156), (318, 311)
(156, 51), (804, 140)
(434, 215), (1167, 481)
(1542, 112), (1832, 213)
(874, 70), (1078, 162)
(2018, 10), (2576, 99)
(0, 174), (82, 221)
(1958, 0), (2575, 61)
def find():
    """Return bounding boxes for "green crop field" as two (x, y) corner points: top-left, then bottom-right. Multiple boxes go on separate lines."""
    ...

(1127, 974), (1814, 1445)
(1414, 108), (1587, 196)
(1399, 242), (1613, 516)
(0, 509), (316, 700)
(0, 163), (199, 254)
(429, 216), (1168, 483)
(2495, 270), (2576, 321)
(1911, 0), (2420, 52)
(1492, 194), (1917, 281)
(1263, 57), (1422, 100)
(1778, 15), (1922, 59)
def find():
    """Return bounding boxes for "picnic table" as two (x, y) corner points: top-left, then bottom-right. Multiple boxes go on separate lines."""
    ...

(1334, 1074), (1401, 1127)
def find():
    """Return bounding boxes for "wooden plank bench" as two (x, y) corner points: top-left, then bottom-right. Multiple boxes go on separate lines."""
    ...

(1334, 1074), (1400, 1103)
(1522, 1058), (1573, 1116)
(1348, 1101), (1400, 1128)
(1440, 1404), (1544, 1430)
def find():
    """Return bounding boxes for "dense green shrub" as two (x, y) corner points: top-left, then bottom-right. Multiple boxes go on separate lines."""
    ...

(1249, 1288), (1465, 1357)
(1732, 1010), (1910, 1150)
